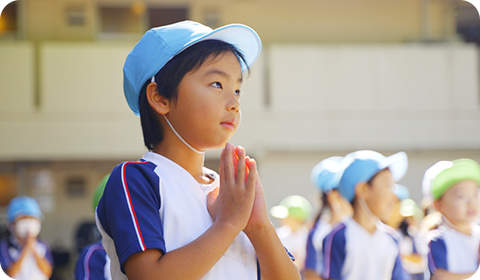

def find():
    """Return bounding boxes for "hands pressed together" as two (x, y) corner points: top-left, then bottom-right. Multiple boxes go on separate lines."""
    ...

(207, 142), (269, 238)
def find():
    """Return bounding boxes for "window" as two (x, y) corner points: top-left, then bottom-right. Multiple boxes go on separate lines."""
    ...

(66, 5), (86, 27)
(99, 6), (143, 38)
(456, 1), (480, 45)
(98, 4), (188, 39)
(148, 7), (187, 29)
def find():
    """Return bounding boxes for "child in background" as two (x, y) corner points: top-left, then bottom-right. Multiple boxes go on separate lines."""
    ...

(322, 150), (410, 280)
(303, 156), (352, 280)
(0, 196), (53, 280)
(96, 20), (301, 280)
(386, 185), (426, 280)
(427, 159), (480, 280)
(271, 195), (312, 270)
(74, 174), (111, 280)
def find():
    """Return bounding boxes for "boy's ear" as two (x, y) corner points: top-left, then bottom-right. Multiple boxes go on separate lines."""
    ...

(146, 82), (170, 115)
(355, 182), (369, 201)
(327, 190), (341, 205)
(433, 200), (443, 213)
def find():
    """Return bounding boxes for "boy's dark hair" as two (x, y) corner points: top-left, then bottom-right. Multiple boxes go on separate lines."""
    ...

(139, 39), (249, 151)
(350, 168), (389, 207)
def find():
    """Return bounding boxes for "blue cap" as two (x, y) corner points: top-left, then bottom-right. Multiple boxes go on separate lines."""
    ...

(393, 184), (410, 201)
(7, 196), (42, 224)
(123, 20), (262, 116)
(338, 150), (408, 202)
(310, 156), (344, 192)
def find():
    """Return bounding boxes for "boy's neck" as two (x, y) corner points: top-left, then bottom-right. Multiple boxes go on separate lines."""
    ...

(153, 140), (210, 184)
(352, 204), (378, 234)
(329, 210), (343, 226)
(443, 216), (473, 236)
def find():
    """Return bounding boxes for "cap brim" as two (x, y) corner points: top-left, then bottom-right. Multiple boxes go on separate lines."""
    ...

(180, 24), (262, 72)
(378, 152), (408, 182)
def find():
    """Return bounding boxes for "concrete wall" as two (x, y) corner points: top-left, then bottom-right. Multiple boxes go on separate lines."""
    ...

(1, 40), (479, 251)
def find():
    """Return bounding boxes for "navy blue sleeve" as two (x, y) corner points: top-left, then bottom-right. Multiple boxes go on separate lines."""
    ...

(97, 161), (165, 272)
(304, 227), (317, 271)
(322, 224), (346, 280)
(75, 242), (108, 280)
(428, 237), (448, 274)
(391, 252), (411, 280)
(0, 239), (12, 272)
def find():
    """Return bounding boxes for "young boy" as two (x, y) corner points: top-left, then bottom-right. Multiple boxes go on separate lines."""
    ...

(0, 196), (53, 280)
(270, 195), (312, 270)
(75, 174), (111, 280)
(304, 156), (352, 280)
(322, 150), (409, 280)
(95, 20), (301, 280)
(427, 158), (480, 280)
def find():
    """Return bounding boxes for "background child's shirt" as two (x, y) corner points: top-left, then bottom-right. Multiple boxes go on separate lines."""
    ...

(322, 218), (407, 280)
(304, 219), (332, 275)
(427, 224), (480, 274)
(96, 152), (258, 280)
(74, 240), (111, 280)
(276, 224), (308, 270)
(0, 236), (53, 280)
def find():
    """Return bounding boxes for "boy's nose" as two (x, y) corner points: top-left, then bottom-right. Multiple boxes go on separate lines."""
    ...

(227, 93), (240, 112)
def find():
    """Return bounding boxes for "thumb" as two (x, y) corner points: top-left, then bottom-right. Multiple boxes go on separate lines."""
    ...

(207, 187), (220, 218)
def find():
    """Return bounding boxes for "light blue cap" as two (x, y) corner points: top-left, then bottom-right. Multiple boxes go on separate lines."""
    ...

(338, 150), (408, 202)
(123, 20), (262, 116)
(393, 184), (409, 201)
(310, 156), (344, 192)
(7, 196), (42, 224)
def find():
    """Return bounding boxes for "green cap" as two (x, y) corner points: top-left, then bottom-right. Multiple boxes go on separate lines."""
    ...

(431, 158), (480, 200)
(400, 198), (419, 218)
(270, 195), (312, 222)
(92, 174), (110, 213)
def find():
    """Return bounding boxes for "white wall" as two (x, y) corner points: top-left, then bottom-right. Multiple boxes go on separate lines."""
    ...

(2, 43), (478, 160)
(233, 43), (480, 153)
(1, 41), (480, 232)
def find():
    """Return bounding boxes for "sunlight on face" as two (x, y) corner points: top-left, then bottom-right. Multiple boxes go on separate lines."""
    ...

(436, 180), (479, 225)
(168, 52), (243, 150)
(365, 169), (396, 221)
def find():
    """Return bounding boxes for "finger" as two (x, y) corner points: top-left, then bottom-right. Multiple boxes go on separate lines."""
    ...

(236, 146), (246, 185)
(245, 156), (251, 183)
(219, 147), (226, 186)
(245, 158), (257, 192)
(207, 187), (220, 218)
(233, 146), (239, 176)
(223, 143), (235, 185)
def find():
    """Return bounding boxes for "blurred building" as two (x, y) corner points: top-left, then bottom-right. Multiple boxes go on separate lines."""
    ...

(1, 0), (480, 278)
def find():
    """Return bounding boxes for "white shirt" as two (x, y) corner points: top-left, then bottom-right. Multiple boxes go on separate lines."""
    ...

(96, 152), (258, 280)
(427, 224), (480, 274)
(323, 218), (406, 280)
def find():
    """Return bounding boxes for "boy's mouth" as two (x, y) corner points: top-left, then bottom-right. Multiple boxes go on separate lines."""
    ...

(220, 120), (235, 130)
(467, 209), (477, 217)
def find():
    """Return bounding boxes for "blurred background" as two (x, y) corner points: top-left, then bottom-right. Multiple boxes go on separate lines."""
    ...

(1, 0), (480, 278)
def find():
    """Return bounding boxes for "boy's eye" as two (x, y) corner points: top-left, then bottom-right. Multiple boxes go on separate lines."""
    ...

(235, 90), (242, 97)
(212, 82), (222, 89)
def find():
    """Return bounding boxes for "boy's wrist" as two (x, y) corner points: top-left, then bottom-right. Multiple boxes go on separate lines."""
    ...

(213, 219), (244, 239)
(243, 221), (274, 238)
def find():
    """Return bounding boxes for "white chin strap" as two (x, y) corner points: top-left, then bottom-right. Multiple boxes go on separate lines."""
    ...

(330, 200), (349, 221)
(358, 197), (380, 225)
(163, 115), (205, 155)
(151, 76), (205, 155)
